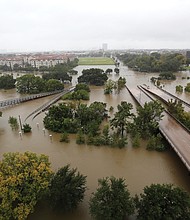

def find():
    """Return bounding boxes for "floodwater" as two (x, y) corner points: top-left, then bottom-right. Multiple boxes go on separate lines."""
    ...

(0, 65), (190, 220)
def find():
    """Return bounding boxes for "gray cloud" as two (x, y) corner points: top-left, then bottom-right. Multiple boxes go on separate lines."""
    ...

(0, 0), (190, 52)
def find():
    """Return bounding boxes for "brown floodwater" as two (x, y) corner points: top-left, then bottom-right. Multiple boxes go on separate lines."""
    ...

(0, 65), (190, 220)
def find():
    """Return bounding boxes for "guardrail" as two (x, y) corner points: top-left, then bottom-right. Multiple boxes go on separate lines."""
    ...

(0, 90), (64, 109)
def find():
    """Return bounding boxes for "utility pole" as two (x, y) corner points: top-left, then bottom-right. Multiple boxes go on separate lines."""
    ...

(18, 115), (23, 130)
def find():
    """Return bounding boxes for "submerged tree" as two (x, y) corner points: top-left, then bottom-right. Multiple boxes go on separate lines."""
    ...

(8, 116), (19, 130)
(0, 75), (16, 89)
(22, 123), (32, 133)
(49, 165), (86, 212)
(78, 68), (108, 86)
(111, 101), (134, 137)
(104, 79), (115, 94)
(89, 177), (134, 220)
(0, 152), (52, 220)
(135, 184), (190, 220)
(16, 74), (45, 94)
(134, 101), (164, 138)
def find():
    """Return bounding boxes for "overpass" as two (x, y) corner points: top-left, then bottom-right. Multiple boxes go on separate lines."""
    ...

(126, 85), (190, 172)
(140, 85), (190, 112)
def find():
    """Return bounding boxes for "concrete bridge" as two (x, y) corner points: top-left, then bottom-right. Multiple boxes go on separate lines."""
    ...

(126, 85), (190, 172)
(140, 85), (190, 112)
(25, 87), (75, 121)
(0, 90), (64, 109)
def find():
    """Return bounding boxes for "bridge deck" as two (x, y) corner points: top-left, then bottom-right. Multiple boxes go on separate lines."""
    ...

(126, 85), (190, 171)
(140, 85), (190, 112)
(0, 90), (64, 109)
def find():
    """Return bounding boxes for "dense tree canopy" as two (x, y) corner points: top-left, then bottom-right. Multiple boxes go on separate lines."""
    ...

(75, 83), (90, 92)
(42, 71), (72, 83)
(41, 60), (79, 83)
(63, 83), (90, 100)
(118, 52), (185, 73)
(0, 152), (52, 220)
(43, 101), (107, 135)
(16, 74), (45, 93)
(0, 75), (16, 89)
(45, 79), (64, 92)
(133, 101), (164, 138)
(78, 68), (108, 86)
(135, 184), (190, 220)
(16, 74), (64, 94)
(89, 177), (134, 220)
(49, 165), (86, 212)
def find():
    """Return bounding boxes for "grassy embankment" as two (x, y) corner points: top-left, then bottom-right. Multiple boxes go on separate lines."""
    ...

(78, 57), (115, 65)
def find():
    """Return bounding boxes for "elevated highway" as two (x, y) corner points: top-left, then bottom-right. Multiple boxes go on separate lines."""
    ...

(126, 85), (190, 172)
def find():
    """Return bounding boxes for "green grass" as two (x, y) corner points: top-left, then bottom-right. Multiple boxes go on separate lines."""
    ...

(78, 57), (115, 65)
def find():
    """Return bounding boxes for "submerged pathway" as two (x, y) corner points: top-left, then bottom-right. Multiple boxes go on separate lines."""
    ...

(126, 85), (190, 172)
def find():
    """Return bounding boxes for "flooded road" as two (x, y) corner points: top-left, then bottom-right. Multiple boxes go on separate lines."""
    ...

(0, 65), (190, 220)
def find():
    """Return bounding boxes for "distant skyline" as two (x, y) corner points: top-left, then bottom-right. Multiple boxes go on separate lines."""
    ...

(1, 0), (190, 52)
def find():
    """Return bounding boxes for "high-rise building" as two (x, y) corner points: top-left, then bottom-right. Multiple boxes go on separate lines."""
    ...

(102, 43), (108, 51)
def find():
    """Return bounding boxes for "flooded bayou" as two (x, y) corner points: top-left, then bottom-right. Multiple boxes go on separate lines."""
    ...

(0, 65), (190, 220)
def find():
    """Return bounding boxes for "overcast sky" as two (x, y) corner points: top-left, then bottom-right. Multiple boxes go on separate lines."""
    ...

(0, 0), (190, 52)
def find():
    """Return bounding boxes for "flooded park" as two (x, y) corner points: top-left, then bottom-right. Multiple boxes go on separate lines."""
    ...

(0, 64), (190, 219)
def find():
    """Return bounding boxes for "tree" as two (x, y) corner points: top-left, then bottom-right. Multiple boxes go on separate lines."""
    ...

(44, 101), (107, 136)
(78, 68), (108, 86)
(167, 99), (190, 130)
(75, 83), (90, 92)
(76, 129), (86, 144)
(89, 177), (134, 220)
(39, 65), (49, 73)
(45, 79), (64, 92)
(111, 101), (134, 137)
(49, 165), (86, 212)
(158, 72), (176, 80)
(105, 68), (113, 74)
(22, 123), (32, 133)
(176, 85), (183, 92)
(16, 74), (45, 94)
(0, 152), (52, 220)
(114, 67), (120, 74)
(0, 75), (16, 89)
(60, 132), (69, 143)
(42, 62), (73, 83)
(116, 77), (126, 93)
(118, 52), (185, 73)
(135, 184), (190, 220)
(134, 101), (164, 138)
(104, 79), (115, 94)
(8, 116), (19, 130)
(185, 83), (190, 92)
